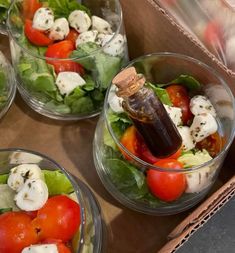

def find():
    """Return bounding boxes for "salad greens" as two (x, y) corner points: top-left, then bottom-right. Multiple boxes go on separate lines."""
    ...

(17, 38), (123, 115)
(46, 0), (91, 19)
(157, 74), (201, 92)
(0, 0), (11, 24)
(72, 42), (123, 89)
(0, 69), (7, 109)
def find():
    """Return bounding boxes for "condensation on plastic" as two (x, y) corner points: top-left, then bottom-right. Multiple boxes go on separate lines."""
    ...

(157, 0), (235, 74)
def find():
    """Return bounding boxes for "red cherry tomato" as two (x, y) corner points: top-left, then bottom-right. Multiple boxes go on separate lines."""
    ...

(147, 159), (186, 202)
(57, 243), (72, 253)
(45, 40), (84, 74)
(120, 126), (139, 160)
(23, 0), (42, 20)
(120, 126), (182, 163)
(32, 195), (81, 242)
(0, 212), (39, 253)
(166, 84), (193, 125)
(24, 19), (53, 46)
(65, 29), (80, 47)
(196, 132), (223, 157)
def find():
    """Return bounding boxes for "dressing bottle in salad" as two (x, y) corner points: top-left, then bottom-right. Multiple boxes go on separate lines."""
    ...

(112, 67), (182, 158)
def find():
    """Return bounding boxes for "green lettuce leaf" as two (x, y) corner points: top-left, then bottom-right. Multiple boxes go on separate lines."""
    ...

(72, 42), (122, 89)
(47, 0), (91, 19)
(147, 82), (172, 105)
(43, 170), (74, 196)
(157, 75), (201, 92)
(105, 158), (148, 200)
(0, 173), (8, 184)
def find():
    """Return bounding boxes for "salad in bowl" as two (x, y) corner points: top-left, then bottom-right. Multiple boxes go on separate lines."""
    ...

(0, 149), (103, 253)
(7, 0), (128, 120)
(93, 53), (235, 215)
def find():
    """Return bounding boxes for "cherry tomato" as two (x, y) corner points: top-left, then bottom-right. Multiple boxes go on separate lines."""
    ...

(23, 0), (42, 20)
(204, 21), (223, 48)
(196, 132), (223, 157)
(65, 29), (80, 47)
(32, 195), (81, 242)
(147, 159), (186, 202)
(43, 239), (72, 253)
(166, 84), (193, 125)
(45, 40), (84, 74)
(0, 212), (39, 253)
(24, 19), (53, 46)
(120, 126), (139, 160)
(57, 243), (72, 253)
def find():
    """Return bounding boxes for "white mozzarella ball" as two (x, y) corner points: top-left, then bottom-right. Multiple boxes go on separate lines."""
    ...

(92, 16), (112, 34)
(76, 30), (98, 47)
(49, 18), (70, 41)
(101, 34), (125, 56)
(22, 244), (58, 253)
(15, 179), (48, 211)
(164, 104), (182, 127)
(33, 7), (54, 31)
(190, 113), (218, 143)
(7, 164), (43, 192)
(190, 95), (216, 117)
(108, 86), (123, 113)
(177, 126), (195, 151)
(56, 72), (86, 96)
(68, 10), (91, 33)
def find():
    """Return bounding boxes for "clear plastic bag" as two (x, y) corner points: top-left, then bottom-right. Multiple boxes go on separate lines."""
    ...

(157, 0), (235, 72)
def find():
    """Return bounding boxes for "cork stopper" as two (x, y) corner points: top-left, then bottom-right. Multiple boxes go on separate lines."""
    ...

(112, 67), (146, 97)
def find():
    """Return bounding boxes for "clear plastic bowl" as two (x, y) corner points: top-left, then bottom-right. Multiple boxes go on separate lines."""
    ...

(7, 0), (128, 120)
(0, 51), (16, 119)
(93, 52), (235, 215)
(0, 148), (103, 252)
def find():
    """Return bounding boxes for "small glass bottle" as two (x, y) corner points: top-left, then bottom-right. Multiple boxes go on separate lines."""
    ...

(112, 67), (182, 158)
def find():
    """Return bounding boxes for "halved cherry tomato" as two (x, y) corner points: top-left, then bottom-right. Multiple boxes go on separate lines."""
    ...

(196, 132), (223, 157)
(57, 243), (72, 253)
(45, 40), (84, 74)
(43, 239), (72, 253)
(166, 84), (193, 125)
(0, 212), (39, 253)
(65, 29), (80, 47)
(24, 19), (53, 46)
(147, 159), (186, 202)
(23, 0), (42, 20)
(32, 195), (81, 242)
(121, 126), (182, 163)
(120, 126), (139, 160)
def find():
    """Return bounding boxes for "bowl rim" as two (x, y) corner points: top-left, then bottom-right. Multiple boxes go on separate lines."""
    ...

(0, 147), (86, 252)
(104, 52), (235, 173)
(7, 0), (123, 61)
(0, 51), (16, 119)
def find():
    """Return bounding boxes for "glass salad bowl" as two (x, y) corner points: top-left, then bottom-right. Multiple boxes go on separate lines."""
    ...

(93, 52), (235, 215)
(0, 50), (16, 119)
(7, 0), (128, 120)
(0, 148), (103, 253)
